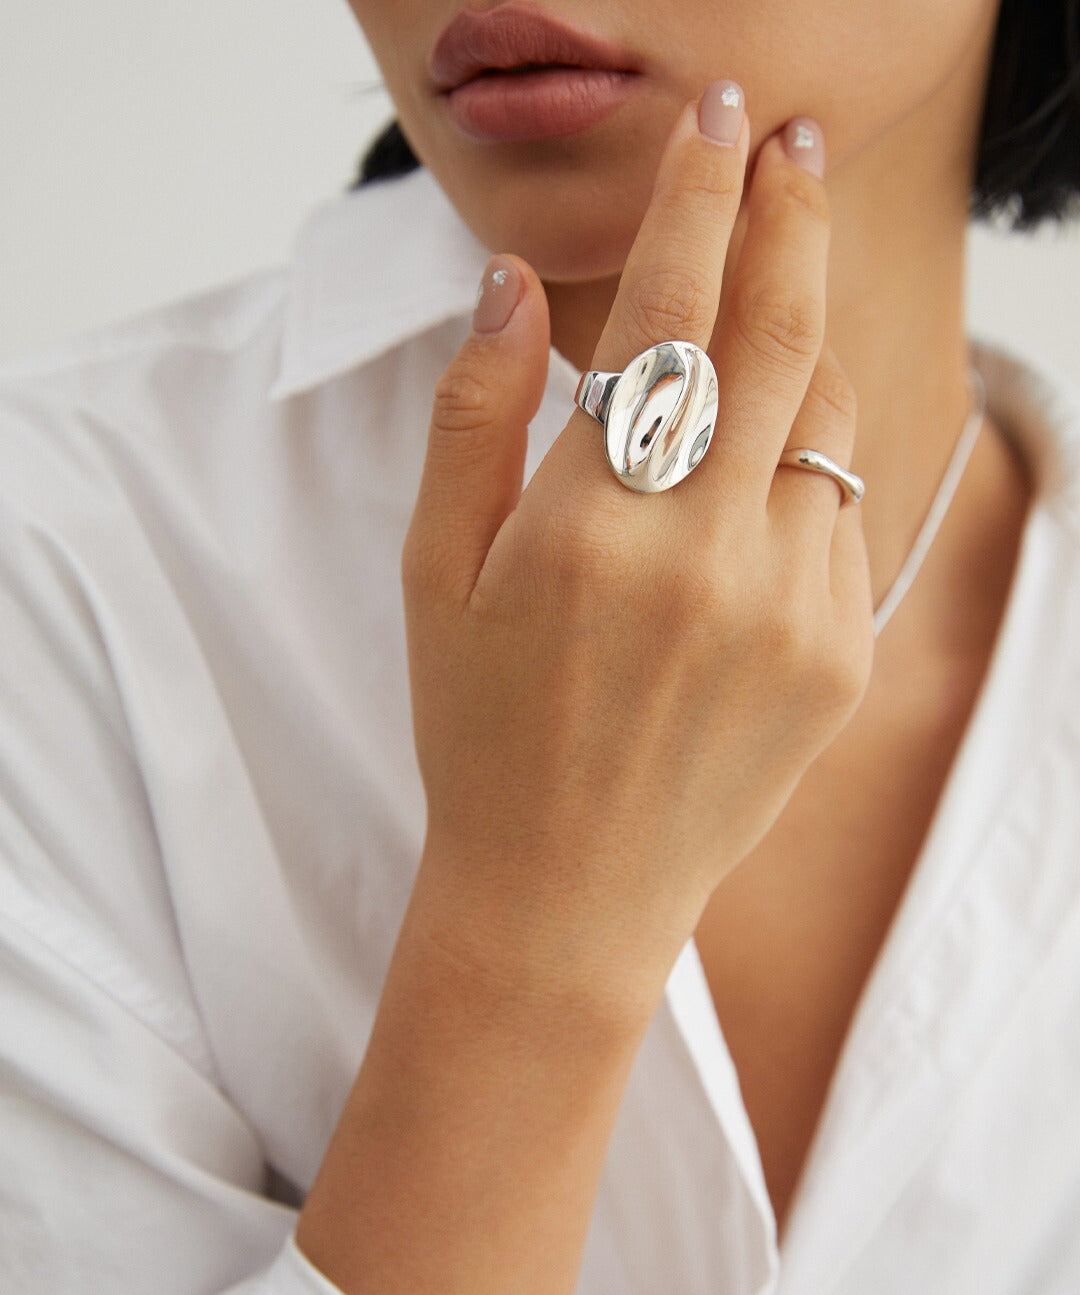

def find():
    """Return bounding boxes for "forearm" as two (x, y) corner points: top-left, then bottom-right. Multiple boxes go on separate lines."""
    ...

(295, 852), (680, 1295)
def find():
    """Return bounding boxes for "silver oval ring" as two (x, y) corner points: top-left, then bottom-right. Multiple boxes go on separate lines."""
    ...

(573, 340), (719, 492)
(776, 447), (865, 505)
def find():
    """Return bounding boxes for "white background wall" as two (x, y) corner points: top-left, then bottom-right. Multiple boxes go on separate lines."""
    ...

(2, 0), (1079, 386)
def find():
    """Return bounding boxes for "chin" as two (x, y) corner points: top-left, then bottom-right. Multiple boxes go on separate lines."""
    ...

(488, 219), (635, 283)
(434, 164), (649, 282)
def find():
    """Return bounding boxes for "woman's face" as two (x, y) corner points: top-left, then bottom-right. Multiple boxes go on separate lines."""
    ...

(347, 0), (1001, 283)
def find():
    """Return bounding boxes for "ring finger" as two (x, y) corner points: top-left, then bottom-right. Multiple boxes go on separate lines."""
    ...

(768, 338), (860, 536)
(690, 116), (832, 517)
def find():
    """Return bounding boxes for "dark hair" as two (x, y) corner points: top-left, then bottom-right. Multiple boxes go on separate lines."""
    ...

(349, 0), (1080, 231)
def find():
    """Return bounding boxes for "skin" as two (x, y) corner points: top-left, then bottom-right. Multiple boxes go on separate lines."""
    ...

(295, 0), (1035, 1281)
(353, 0), (1027, 619)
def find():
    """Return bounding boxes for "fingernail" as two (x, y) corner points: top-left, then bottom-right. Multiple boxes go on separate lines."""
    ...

(782, 116), (825, 177)
(473, 255), (521, 333)
(698, 78), (744, 146)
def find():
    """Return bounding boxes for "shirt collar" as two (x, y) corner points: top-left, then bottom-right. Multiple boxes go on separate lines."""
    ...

(267, 166), (493, 402)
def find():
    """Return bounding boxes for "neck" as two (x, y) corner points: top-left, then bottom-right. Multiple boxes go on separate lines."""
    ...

(541, 14), (1019, 641)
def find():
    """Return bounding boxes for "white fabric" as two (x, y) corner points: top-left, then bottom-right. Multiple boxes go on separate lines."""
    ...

(1, 163), (1079, 1294)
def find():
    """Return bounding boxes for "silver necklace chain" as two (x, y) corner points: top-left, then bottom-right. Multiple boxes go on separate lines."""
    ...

(872, 364), (987, 638)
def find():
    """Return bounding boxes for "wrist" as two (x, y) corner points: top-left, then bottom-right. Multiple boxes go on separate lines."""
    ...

(405, 837), (704, 1043)
(298, 851), (665, 1294)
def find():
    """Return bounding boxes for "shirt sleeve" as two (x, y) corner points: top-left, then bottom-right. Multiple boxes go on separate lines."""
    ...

(0, 906), (346, 1295)
(0, 391), (346, 1295)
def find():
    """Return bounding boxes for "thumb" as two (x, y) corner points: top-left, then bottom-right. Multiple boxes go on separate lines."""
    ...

(404, 253), (551, 609)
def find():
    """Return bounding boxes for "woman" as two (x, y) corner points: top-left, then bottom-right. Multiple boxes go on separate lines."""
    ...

(1, 0), (1078, 1291)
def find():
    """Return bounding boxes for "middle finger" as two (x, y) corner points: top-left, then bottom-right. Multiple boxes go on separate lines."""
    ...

(587, 79), (750, 378)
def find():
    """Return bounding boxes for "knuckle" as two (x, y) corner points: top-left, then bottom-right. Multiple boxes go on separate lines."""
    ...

(627, 267), (712, 347)
(817, 636), (873, 715)
(400, 524), (443, 599)
(656, 558), (730, 642)
(791, 605), (873, 712)
(678, 167), (745, 220)
(843, 608), (876, 696)
(670, 128), (745, 206)
(760, 595), (814, 668)
(431, 363), (493, 436)
(805, 360), (859, 425)
(771, 167), (831, 227)
(732, 279), (823, 371)
(536, 501), (632, 588)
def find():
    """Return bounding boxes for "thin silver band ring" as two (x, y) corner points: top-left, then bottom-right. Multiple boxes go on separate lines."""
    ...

(776, 447), (865, 505)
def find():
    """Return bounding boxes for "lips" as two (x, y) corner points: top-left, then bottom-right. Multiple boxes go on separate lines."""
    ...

(427, 2), (642, 93)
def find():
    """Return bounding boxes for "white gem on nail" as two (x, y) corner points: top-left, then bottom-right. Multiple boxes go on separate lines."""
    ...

(793, 123), (815, 150)
(720, 85), (740, 108)
(492, 268), (509, 286)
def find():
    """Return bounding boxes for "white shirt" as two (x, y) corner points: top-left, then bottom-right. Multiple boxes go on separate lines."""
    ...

(1, 164), (1079, 1295)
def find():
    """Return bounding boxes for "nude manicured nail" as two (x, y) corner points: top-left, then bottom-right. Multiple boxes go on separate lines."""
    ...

(699, 79), (745, 146)
(782, 116), (825, 177)
(473, 255), (521, 333)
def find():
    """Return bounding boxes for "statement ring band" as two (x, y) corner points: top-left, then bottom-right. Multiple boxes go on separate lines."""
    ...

(574, 340), (719, 492)
(776, 447), (865, 505)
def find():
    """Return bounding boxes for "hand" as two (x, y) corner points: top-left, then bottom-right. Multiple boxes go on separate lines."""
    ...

(400, 89), (874, 1020)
